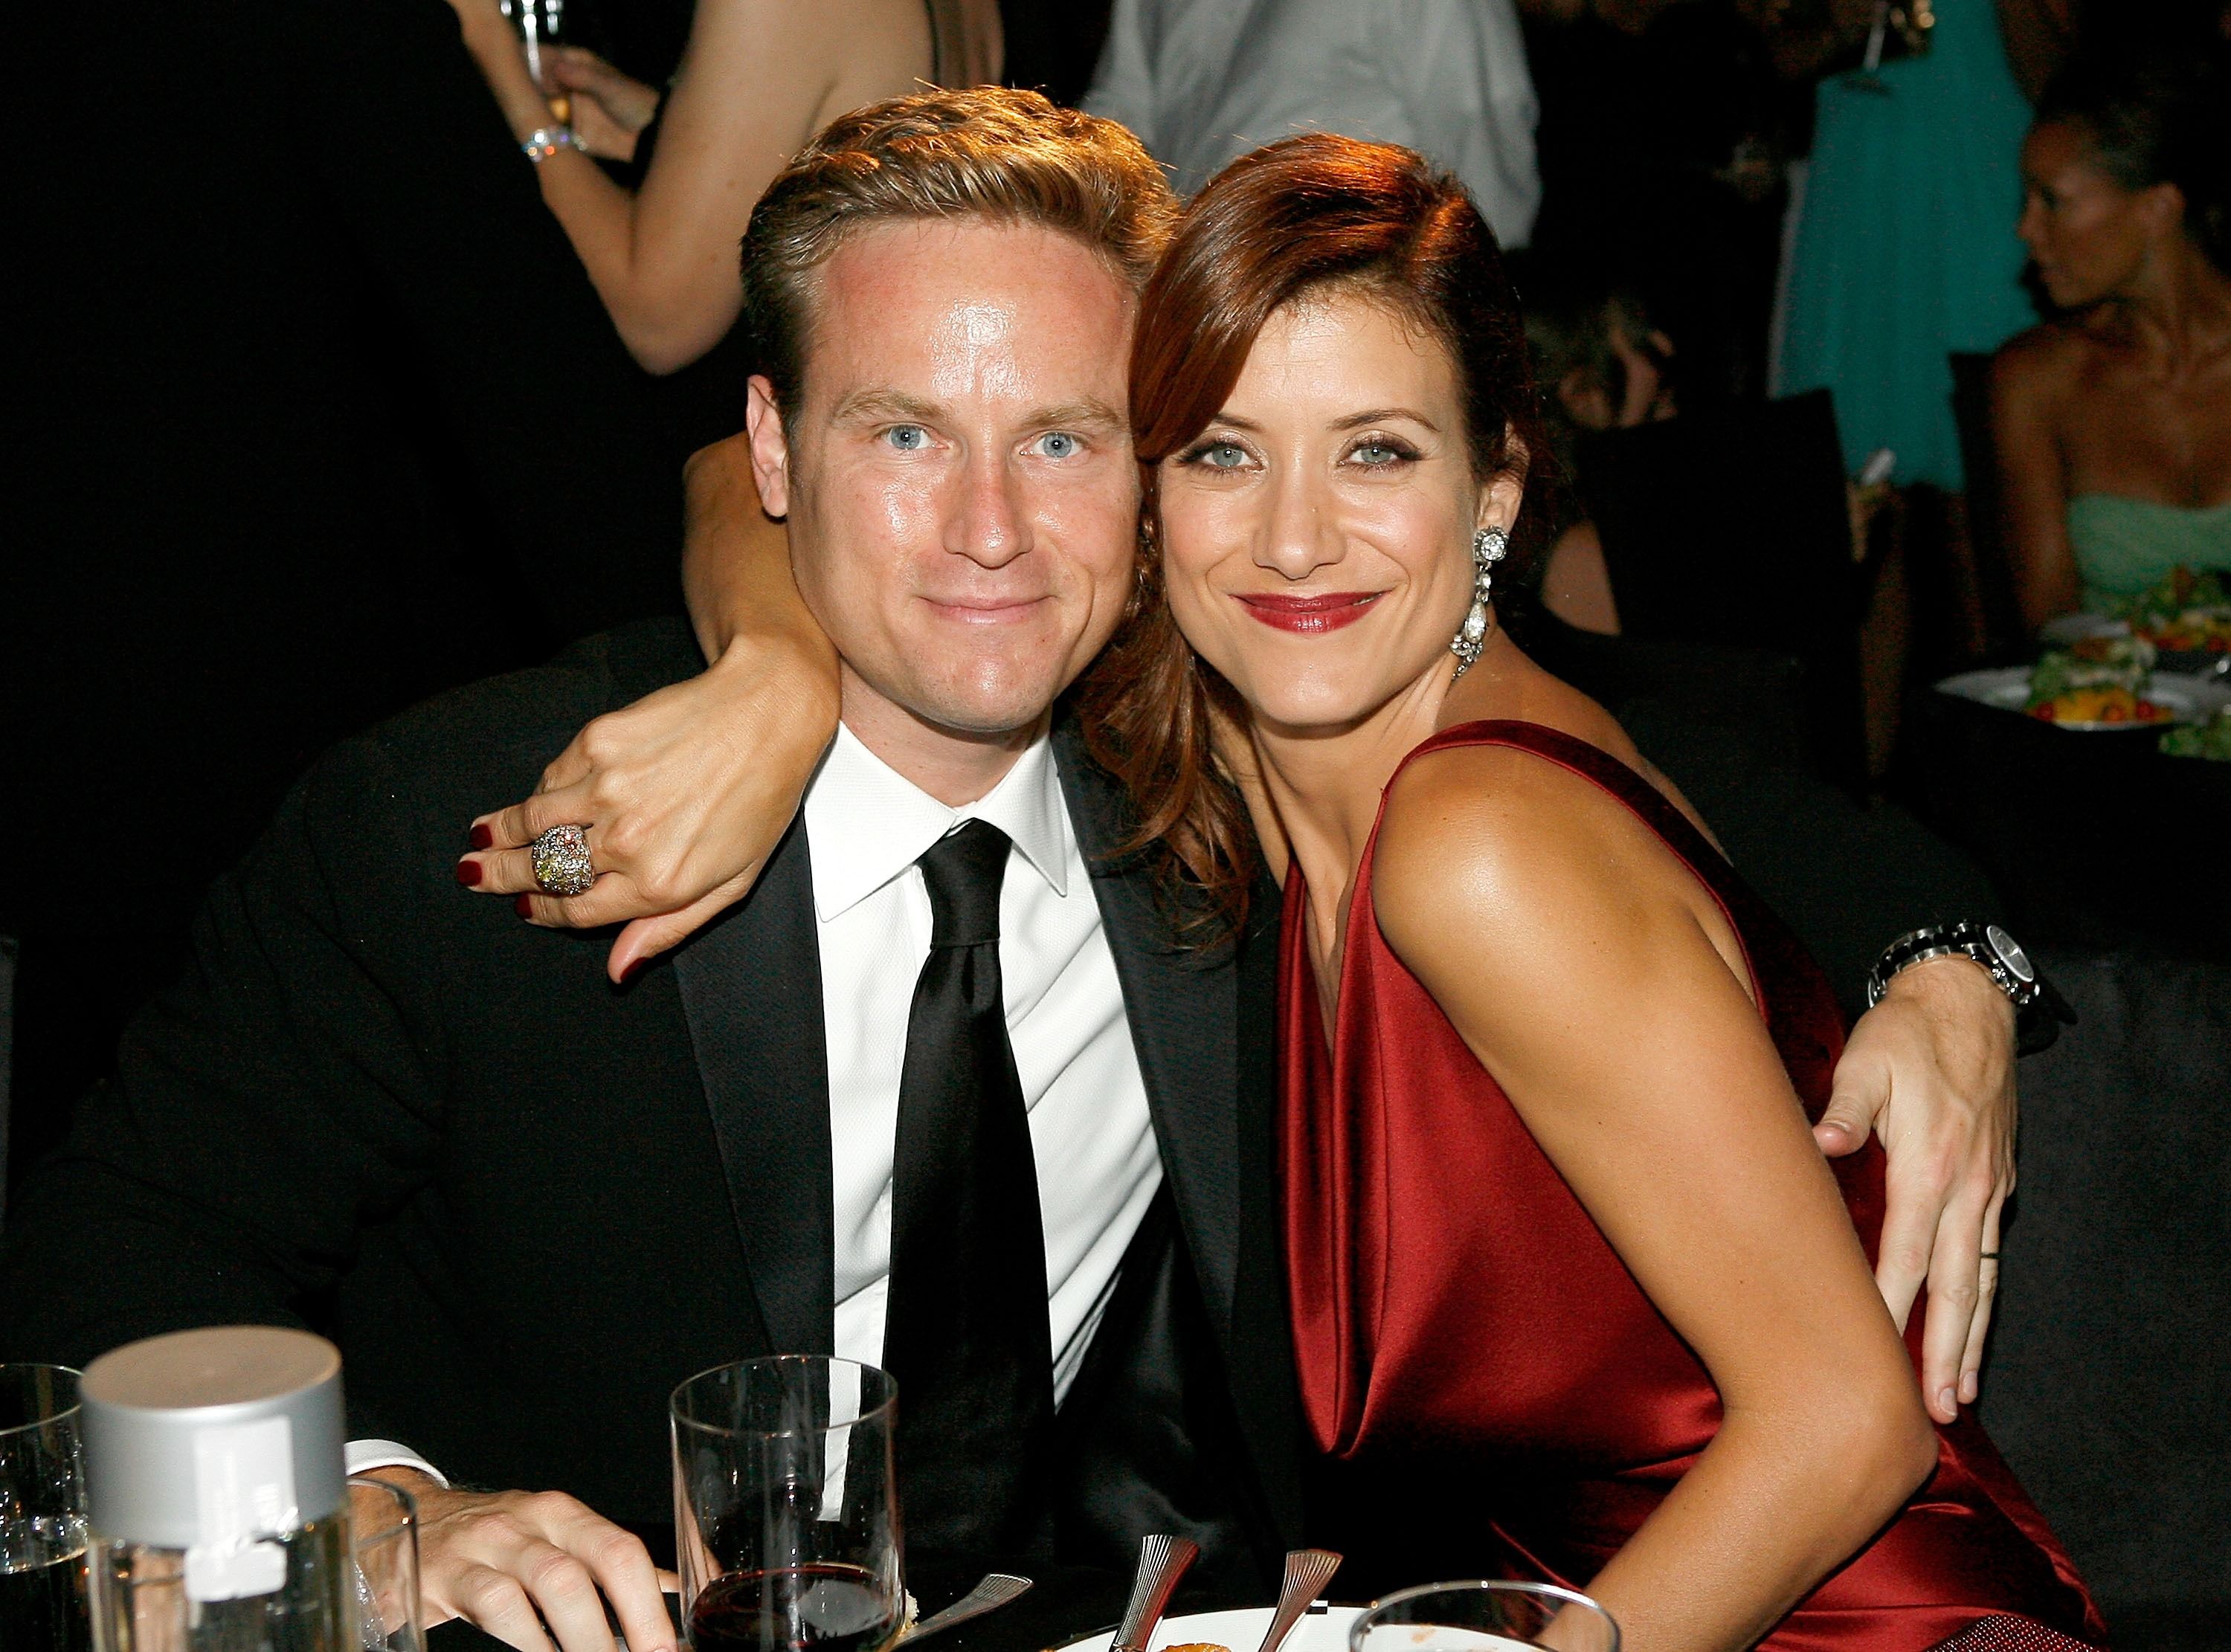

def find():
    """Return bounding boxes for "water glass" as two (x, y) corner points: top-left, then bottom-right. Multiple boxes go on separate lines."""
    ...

(670, 1358), (902, 1652)
(1350, 1581), (1620, 1652)
(0, 1363), (90, 1652)
(348, 1477), (422, 1652)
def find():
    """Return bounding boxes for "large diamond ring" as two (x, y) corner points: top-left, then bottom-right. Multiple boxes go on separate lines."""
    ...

(530, 824), (597, 897)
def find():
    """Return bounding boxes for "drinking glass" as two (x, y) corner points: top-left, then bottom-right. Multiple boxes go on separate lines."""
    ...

(0, 1363), (90, 1652)
(670, 1358), (902, 1652)
(348, 1477), (422, 1652)
(1350, 1581), (1620, 1652)
(498, 0), (567, 96)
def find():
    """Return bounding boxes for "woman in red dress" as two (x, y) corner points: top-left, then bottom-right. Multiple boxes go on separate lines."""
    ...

(1082, 133), (2105, 1652)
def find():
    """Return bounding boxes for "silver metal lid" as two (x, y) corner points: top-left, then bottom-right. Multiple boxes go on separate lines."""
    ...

(80, 1326), (347, 1549)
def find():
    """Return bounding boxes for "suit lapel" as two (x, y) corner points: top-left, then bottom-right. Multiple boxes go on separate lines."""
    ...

(1052, 721), (1241, 1331)
(673, 814), (836, 1358)
(1053, 718), (1305, 1548)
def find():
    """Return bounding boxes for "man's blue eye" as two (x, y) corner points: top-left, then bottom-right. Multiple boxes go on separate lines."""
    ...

(887, 425), (927, 451)
(1039, 432), (1079, 459)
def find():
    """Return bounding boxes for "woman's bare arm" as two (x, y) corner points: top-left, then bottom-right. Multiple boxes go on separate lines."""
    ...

(1989, 333), (2084, 630)
(449, 0), (934, 372)
(457, 435), (839, 978)
(1375, 749), (1936, 1652)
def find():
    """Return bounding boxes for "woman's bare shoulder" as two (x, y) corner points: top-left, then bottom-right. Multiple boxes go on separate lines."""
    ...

(1372, 734), (1681, 967)
(1992, 316), (2096, 402)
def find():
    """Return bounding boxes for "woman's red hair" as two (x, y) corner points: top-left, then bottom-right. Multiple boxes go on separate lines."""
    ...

(1080, 133), (1543, 941)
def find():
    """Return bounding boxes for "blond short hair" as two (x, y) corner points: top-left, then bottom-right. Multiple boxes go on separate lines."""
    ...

(739, 87), (1178, 419)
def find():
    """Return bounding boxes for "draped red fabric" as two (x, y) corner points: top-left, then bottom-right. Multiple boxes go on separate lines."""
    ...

(1280, 720), (2107, 1652)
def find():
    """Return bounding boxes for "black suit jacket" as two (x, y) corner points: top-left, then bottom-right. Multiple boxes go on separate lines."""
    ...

(0, 620), (1303, 1578)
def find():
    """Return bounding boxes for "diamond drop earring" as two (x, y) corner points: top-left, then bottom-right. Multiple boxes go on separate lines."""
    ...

(1450, 526), (1508, 677)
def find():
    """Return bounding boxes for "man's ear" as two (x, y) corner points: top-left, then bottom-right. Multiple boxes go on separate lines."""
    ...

(745, 375), (793, 518)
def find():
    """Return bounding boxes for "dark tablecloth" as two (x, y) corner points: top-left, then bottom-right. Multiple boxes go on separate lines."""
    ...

(1903, 691), (2231, 958)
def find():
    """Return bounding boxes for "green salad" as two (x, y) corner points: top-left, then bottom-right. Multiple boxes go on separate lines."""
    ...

(2160, 706), (2231, 761)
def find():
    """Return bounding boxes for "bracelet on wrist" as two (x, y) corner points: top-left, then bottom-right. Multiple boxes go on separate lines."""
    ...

(521, 126), (582, 164)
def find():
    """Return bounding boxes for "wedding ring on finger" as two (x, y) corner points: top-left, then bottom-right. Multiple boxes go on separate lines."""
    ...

(530, 824), (597, 897)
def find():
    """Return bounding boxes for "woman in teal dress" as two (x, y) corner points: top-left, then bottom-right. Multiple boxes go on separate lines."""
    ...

(1988, 51), (2231, 626)
(1774, 0), (2040, 488)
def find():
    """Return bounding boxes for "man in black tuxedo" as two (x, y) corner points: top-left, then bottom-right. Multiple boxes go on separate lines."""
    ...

(0, 91), (1297, 1652)
(2, 87), (2026, 1652)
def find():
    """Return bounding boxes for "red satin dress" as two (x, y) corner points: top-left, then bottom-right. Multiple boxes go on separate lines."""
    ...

(1283, 722), (2105, 1652)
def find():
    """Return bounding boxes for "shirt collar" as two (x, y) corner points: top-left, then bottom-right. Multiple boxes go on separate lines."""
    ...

(803, 721), (1070, 923)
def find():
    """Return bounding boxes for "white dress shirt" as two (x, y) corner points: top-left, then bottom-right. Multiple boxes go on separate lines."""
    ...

(348, 723), (1160, 1486)
(807, 723), (1161, 1400)
(1085, 0), (1541, 249)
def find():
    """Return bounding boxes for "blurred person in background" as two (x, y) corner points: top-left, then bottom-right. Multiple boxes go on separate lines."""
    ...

(1989, 49), (2231, 629)
(1516, 266), (1678, 633)
(1522, 0), (1787, 402)
(447, 0), (1002, 375)
(4, 0), (683, 1202)
(1083, 0), (1541, 248)
(1771, 0), (2042, 491)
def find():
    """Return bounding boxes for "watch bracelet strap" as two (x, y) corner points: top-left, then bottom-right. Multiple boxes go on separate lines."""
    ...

(1867, 923), (2074, 1054)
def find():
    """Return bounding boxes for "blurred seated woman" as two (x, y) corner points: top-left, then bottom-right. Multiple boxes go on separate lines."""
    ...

(1991, 50), (2231, 629)
(1518, 268), (1678, 634)
(447, 0), (999, 372)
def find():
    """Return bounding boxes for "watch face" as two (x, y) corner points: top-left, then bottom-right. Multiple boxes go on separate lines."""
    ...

(1986, 924), (2035, 983)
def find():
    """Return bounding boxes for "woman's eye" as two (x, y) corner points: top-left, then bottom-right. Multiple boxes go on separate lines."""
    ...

(884, 425), (929, 451)
(1034, 431), (1081, 459)
(1351, 439), (1412, 468)
(1194, 442), (1248, 469)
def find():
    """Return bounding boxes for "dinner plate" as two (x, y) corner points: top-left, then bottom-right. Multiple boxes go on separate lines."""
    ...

(2037, 613), (2130, 646)
(1054, 1604), (1365, 1652)
(1934, 666), (2231, 730)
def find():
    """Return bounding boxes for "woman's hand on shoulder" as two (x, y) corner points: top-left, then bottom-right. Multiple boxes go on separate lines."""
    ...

(452, 439), (840, 983)
(454, 640), (837, 981)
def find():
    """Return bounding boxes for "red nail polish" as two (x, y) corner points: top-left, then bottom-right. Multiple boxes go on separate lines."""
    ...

(454, 859), (483, 887)
(471, 822), (494, 851)
(515, 894), (535, 919)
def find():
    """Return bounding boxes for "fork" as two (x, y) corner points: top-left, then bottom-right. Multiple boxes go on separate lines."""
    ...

(1111, 1534), (1200, 1652)
(911, 1572), (1034, 1641)
(1251, 1549), (1343, 1652)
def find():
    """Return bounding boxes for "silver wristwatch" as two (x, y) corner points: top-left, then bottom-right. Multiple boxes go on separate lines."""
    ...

(1866, 922), (2076, 1054)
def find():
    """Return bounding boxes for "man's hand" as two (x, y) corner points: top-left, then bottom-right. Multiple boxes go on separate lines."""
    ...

(1816, 956), (2017, 1425)
(359, 1470), (677, 1652)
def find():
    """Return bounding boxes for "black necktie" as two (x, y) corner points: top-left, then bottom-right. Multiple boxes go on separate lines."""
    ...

(882, 819), (1056, 1558)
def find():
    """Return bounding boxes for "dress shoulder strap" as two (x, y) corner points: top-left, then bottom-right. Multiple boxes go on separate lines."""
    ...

(1385, 720), (1733, 898)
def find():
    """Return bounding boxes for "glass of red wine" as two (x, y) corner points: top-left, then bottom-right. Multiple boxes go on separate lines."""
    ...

(671, 1358), (903, 1652)
(0, 1364), (88, 1652)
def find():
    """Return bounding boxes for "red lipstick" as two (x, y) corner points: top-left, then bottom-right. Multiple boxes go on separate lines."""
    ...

(1235, 592), (1382, 633)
